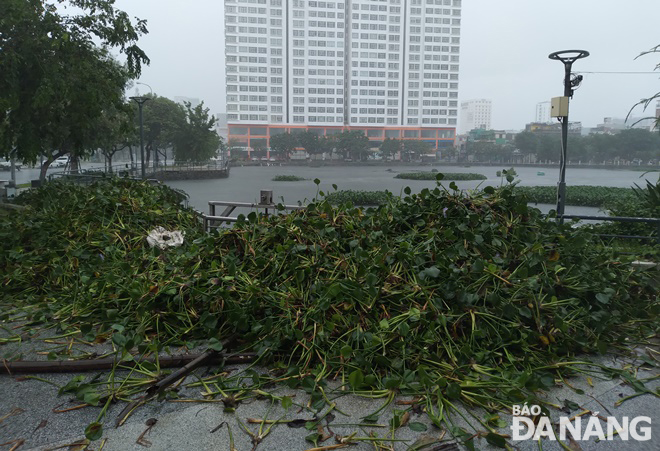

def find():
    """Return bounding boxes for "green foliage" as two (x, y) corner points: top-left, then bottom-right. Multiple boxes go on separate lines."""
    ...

(297, 131), (320, 155)
(0, 0), (148, 172)
(140, 95), (186, 165)
(1, 178), (658, 437)
(324, 190), (393, 206)
(380, 138), (400, 159)
(516, 185), (638, 208)
(628, 44), (660, 130)
(337, 130), (370, 160)
(395, 172), (487, 181)
(269, 132), (298, 160)
(172, 102), (221, 163)
(272, 175), (306, 181)
(516, 184), (660, 237)
(513, 129), (660, 164)
(402, 140), (433, 161)
(94, 101), (135, 169)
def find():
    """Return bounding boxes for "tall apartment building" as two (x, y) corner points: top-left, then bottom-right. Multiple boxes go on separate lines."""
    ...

(458, 99), (491, 134)
(224, 0), (462, 152)
(535, 101), (551, 124)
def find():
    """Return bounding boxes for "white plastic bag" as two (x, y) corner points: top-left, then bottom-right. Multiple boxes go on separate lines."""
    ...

(146, 227), (184, 249)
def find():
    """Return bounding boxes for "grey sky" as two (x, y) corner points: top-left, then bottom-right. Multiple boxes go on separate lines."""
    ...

(114, 0), (660, 131)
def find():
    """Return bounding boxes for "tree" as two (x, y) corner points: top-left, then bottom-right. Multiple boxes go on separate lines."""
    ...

(269, 133), (298, 160)
(627, 44), (660, 129)
(0, 0), (149, 179)
(297, 131), (320, 157)
(95, 102), (135, 171)
(172, 102), (220, 163)
(318, 135), (337, 159)
(337, 130), (369, 160)
(141, 95), (186, 166)
(536, 135), (561, 163)
(380, 138), (400, 160)
(402, 140), (432, 161)
(514, 132), (539, 155)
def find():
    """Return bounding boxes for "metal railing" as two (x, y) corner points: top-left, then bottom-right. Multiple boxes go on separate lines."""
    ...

(203, 199), (305, 231)
(558, 214), (660, 244)
(49, 159), (229, 180)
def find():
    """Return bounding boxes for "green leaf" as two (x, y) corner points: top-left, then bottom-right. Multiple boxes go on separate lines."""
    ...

(340, 345), (352, 358)
(281, 396), (292, 410)
(408, 422), (428, 432)
(208, 337), (223, 352)
(486, 432), (507, 448)
(595, 292), (611, 304)
(305, 432), (321, 446)
(314, 178), (320, 185)
(85, 422), (103, 441)
(348, 369), (364, 389)
(446, 383), (462, 400)
(112, 333), (127, 348)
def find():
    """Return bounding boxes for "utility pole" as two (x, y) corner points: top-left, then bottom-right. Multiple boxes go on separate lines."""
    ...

(130, 96), (150, 179)
(548, 50), (589, 222)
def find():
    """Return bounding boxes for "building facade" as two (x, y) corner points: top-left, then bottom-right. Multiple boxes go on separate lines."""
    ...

(535, 101), (551, 124)
(224, 0), (462, 151)
(458, 98), (491, 134)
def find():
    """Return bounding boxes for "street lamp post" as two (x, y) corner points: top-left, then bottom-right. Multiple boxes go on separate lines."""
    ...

(130, 96), (150, 179)
(548, 50), (589, 222)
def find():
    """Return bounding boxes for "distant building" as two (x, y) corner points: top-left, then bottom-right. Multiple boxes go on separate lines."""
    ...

(590, 116), (656, 134)
(526, 121), (581, 136)
(215, 113), (228, 141)
(459, 99), (491, 134)
(535, 101), (551, 124)
(174, 96), (201, 108)
(224, 0), (463, 152)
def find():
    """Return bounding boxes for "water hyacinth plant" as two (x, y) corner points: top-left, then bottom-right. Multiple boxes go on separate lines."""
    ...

(394, 172), (487, 181)
(0, 177), (657, 446)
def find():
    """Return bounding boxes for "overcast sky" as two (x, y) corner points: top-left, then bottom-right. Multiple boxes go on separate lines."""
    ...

(113, 0), (660, 131)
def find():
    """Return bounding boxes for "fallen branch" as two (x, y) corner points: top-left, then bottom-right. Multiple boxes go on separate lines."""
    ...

(1, 352), (255, 374)
(115, 349), (226, 427)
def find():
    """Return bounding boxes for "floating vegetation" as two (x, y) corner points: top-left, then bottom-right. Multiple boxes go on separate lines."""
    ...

(324, 189), (393, 206)
(516, 185), (637, 208)
(272, 175), (307, 181)
(0, 178), (657, 446)
(395, 172), (487, 181)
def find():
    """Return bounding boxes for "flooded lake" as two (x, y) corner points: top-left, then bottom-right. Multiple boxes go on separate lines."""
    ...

(164, 164), (659, 216)
(9, 162), (657, 217)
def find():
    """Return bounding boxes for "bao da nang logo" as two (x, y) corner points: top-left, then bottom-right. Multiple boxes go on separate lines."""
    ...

(511, 404), (652, 441)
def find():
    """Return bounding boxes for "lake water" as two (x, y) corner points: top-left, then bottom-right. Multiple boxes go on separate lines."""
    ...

(8, 162), (657, 217)
(163, 164), (659, 217)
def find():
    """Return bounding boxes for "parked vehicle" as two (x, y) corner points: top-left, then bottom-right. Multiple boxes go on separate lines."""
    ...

(52, 157), (69, 168)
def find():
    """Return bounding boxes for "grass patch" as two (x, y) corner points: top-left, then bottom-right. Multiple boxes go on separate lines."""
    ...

(272, 175), (306, 181)
(394, 171), (486, 181)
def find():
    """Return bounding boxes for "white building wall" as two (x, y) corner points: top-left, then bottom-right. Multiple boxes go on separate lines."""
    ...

(535, 101), (551, 123)
(459, 98), (491, 133)
(225, 0), (462, 128)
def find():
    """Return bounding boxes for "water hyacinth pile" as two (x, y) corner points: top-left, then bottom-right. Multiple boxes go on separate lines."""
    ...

(1, 178), (658, 430)
(515, 185), (638, 208)
(325, 189), (392, 206)
(272, 175), (307, 181)
(395, 171), (487, 181)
